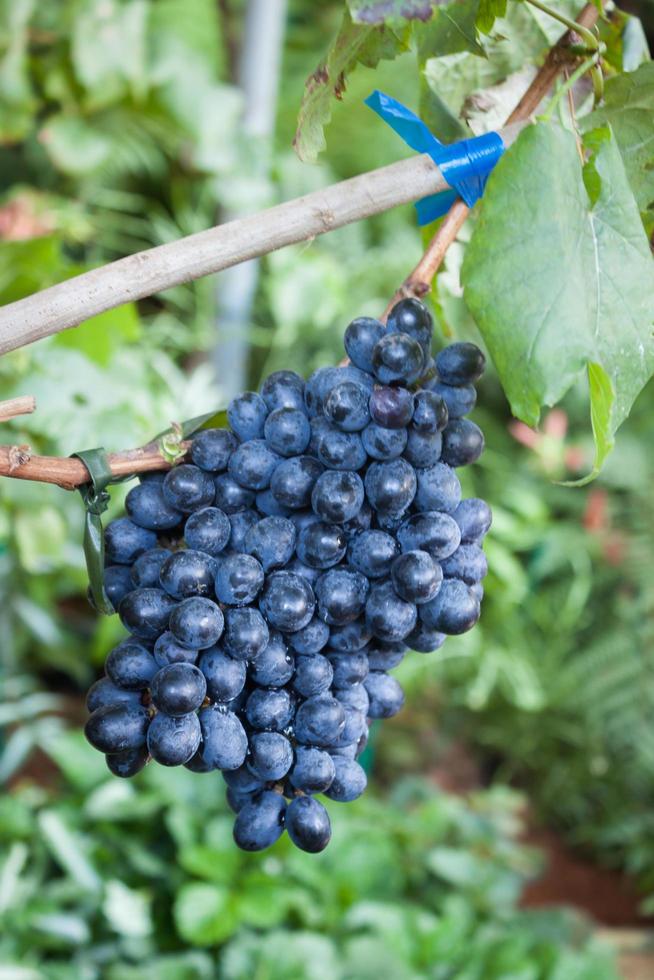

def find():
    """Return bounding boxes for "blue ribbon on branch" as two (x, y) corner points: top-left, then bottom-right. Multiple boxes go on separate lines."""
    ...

(365, 90), (505, 225)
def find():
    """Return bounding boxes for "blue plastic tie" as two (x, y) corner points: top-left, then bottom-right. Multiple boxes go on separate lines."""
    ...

(365, 90), (505, 225)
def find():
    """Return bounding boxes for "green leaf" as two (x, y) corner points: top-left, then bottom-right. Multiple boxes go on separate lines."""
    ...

(174, 882), (238, 946)
(103, 880), (152, 938)
(348, 0), (439, 26)
(40, 115), (114, 175)
(581, 63), (654, 221)
(53, 303), (141, 366)
(0, 0), (37, 141)
(462, 123), (654, 479)
(293, 11), (408, 163)
(37, 810), (102, 892)
(476, 0), (507, 35)
(416, 0), (486, 62)
(71, 0), (149, 104)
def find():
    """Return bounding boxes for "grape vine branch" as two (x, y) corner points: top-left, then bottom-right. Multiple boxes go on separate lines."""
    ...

(0, 1), (599, 490)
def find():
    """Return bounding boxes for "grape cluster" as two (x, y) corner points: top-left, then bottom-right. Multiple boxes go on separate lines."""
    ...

(85, 299), (491, 853)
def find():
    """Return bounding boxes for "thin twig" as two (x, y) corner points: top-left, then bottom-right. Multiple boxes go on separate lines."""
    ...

(383, 2), (600, 314)
(0, 396), (37, 422)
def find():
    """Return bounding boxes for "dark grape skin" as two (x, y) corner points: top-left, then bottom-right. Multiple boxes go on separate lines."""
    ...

(106, 745), (149, 778)
(162, 465), (215, 513)
(260, 369), (305, 412)
(154, 631), (199, 667)
(372, 333), (424, 386)
(325, 756), (367, 802)
(348, 530), (399, 579)
(328, 651), (369, 687)
(285, 796), (332, 853)
(223, 607), (269, 661)
(367, 642), (406, 671)
(344, 316), (385, 374)
(364, 459), (417, 516)
(289, 747), (336, 794)
(441, 543), (488, 585)
(105, 518), (157, 565)
(169, 597), (224, 650)
(191, 427), (238, 472)
(324, 382), (370, 433)
(328, 618), (373, 653)
(297, 521), (347, 570)
(104, 565), (134, 609)
(159, 550), (218, 600)
(397, 511), (461, 561)
(131, 549), (172, 589)
(215, 553), (264, 606)
(227, 509), (259, 551)
(118, 589), (177, 642)
(227, 391), (268, 442)
(86, 677), (143, 713)
(292, 654), (334, 697)
(150, 663), (207, 716)
(270, 456), (324, 510)
(403, 428), (442, 468)
(199, 646), (247, 702)
(228, 439), (281, 491)
(365, 581), (417, 643)
(213, 474), (256, 514)
(452, 498), (492, 543)
(435, 342), (486, 385)
(361, 422), (407, 461)
(85, 703), (150, 754)
(106, 639), (158, 690)
(184, 507), (231, 556)
(405, 622), (446, 654)
(412, 389), (449, 433)
(420, 578), (480, 635)
(428, 381), (476, 420)
(233, 790), (286, 851)
(335, 682), (369, 715)
(199, 706), (248, 770)
(256, 489), (292, 518)
(288, 616), (330, 655)
(314, 569), (369, 625)
(244, 516), (296, 571)
(414, 463), (461, 514)
(440, 420), (485, 468)
(264, 407), (311, 456)
(147, 712), (201, 767)
(311, 470), (364, 525)
(245, 687), (294, 732)
(125, 481), (182, 531)
(223, 765), (264, 793)
(249, 632), (295, 687)
(391, 550), (442, 604)
(295, 695), (346, 747)
(259, 571), (316, 633)
(386, 298), (434, 358)
(364, 671), (405, 718)
(247, 732), (294, 782)
(316, 425), (367, 471)
(369, 386), (414, 430)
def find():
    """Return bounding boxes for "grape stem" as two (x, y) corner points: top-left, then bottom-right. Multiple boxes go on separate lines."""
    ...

(0, 396), (36, 422)
(0, 4), (600, 489)
(382, 1), (601, 317)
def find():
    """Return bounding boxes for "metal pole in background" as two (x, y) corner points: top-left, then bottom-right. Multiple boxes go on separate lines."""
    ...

(213, 0), (288, 401)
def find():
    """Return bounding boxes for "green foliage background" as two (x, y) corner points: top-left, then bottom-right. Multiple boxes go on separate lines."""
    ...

(1, 0), (654, 975)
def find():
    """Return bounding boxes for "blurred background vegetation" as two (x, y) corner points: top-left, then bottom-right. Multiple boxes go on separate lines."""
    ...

(1, 0), (653, 976)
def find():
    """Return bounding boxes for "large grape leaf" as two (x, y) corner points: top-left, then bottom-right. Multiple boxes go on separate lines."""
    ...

(581, 62), (654, 223)
(293, 12), (409, 163)
(476, 0), (507, 35)
(462, 123), (654, 481)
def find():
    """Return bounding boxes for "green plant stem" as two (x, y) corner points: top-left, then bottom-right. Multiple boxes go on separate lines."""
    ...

(538, 54), (598, 122)
(523, 0), (599, 51)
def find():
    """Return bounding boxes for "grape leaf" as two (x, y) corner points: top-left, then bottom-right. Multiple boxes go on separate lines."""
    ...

(416, 0), (486, 62)
(462, 123), (654, 481)
(581, 62), (654, 222)
(476, 0), (507, 35)
(293, 11), (408, 163)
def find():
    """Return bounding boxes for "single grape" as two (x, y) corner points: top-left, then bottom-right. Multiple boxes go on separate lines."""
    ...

(106, 745), (149, 779)
(228, 439), (280, 491)
(154, 631), (199, 667)
(125, 481), (182, 531)
(297, 521), (347, 570)
(86, 677), (143, 713)
(403, 428), (442, 468)
(440, 420), (484, 468)
(290, 747), (336, 794)
(361, 422), (407, 461)
(293, 654), (334, 698)
(85, 703), (150, 754)
(184, 507), (231, 556)
(191, 427), (238, 471)
(106, 639), (158, 690)
(245, 688), (294, 732)
(131, 548), (172, 589)
(386, 298), (433, 358)
(104, 565), (134, 610)
(412, 389), (449, 433)
(311, 470), (364, 525)
(324, 381), (370, 432)
(441, 542), (487, 584)
(364, 459), (416, 516)
(223, 765), (265, 793)
(259, 571), (316, 632)
(286, 796), (332, 853)
(199, 646), (247, 702)
(316, 424), (367, 471)
(397, 511), (461, 560)
(405, 621), (446, 654)
(250, 632), (295, 687)
(314, 568), (369, 625)
(247, 732), (294, 782)
(414, 463), (461, 514)
(118, 589), (176, 641)
(365, 581), (417, 642)
(244, 516), (296, 571)
(199, 705), (248, 770)
(325, 756), (367, 802)
(169, 597), (224, 649)
(452, 497), (492, 543)
(270, 455), (324, 509)
(435, 342), (485, 385)
(335, 682), (369, 714)
(428, 381), (476, 419)
(260, 369), (305, 412)
(367, 641), (407, 670)
(150, 662), (207, 716)
(372, 333), (424, 386)
(343, 316), (385, 373)
(348, 530), (399, 579)
(332, 704), (367, 747)
(233, 789), (286, 851)
(328, 650), (369, 687)
(162, 464), (215, 513)
(288, 616), (330, 655)
(264, 406), (310, 456)
(213, 474), (256, 514)
(147, 711), (201, 766)
(420, 578), (480, 634)
(368, 386), (414, 430)
(105, 518), (157, 565)
(216, 554), (265, 606)
(159, 550), (218, 600)
(227, 391), (268, 441)
(295, 695), (345, 746)
(327, 618), (373, 652)
(364, 671), (405, 718)
(223, 607), (269, 661)
(185, 750), (216, 773)
(391, 550), (442, 604)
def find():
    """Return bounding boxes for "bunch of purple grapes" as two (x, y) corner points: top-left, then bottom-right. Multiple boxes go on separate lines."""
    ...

(84, 298), (491, 853)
